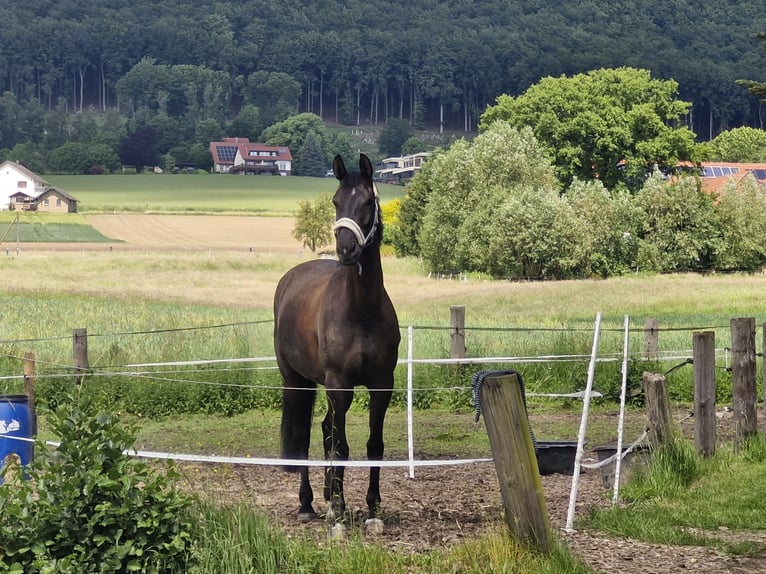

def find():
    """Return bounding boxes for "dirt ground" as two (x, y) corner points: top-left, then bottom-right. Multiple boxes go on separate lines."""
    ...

(23, 215), (766, 572)
(174, 411), (766, 574)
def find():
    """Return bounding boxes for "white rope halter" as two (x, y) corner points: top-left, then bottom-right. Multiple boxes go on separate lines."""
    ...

(331, 184), (380, 248)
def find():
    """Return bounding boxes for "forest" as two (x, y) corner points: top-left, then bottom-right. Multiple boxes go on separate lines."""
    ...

(1, 0), (765, 143)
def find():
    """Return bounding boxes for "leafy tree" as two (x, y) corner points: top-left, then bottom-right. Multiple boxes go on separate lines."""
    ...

(378, 118), (412, 156)
(389, 153), (440, 257)
(118, 126), (161, 171)
(713, 176), (766, 271)
(633, 172), (720, 272)
(292, 194), (334, 252)
(298, 131), (326, 177)
(326, 131), (354, 167)
(242, 70), (301, 127)
(47, 143), (91, 174)
(562, 179), (642, 277)
(401, 136), (427, 155)
(226, 104), (264, 142)
(480, 67), (700, 191)
(709, 127), (766, 162)
(261, 113), (328, 174)
(5, 143), (45, 175)
(194, 118), (224, 147)
(417, 122), (563, 278)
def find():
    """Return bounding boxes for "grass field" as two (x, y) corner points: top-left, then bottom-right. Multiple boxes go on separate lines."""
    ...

(44, 173), (405, 215)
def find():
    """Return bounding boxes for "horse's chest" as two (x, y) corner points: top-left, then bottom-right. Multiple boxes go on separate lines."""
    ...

(320, 327), (392, 376)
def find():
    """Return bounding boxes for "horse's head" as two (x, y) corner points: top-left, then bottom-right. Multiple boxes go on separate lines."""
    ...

(331, 154), (380, 265)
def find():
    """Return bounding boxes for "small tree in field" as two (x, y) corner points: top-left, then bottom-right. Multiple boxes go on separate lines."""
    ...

(292, 194), (334, 252)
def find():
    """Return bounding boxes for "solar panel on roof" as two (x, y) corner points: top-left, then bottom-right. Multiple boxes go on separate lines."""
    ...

(702, 166), (716, 177)
(751, 169), (766, 180)
(216, 145), (237, 162)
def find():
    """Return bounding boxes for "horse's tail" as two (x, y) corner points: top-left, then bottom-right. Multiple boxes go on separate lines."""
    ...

(280, 382), (317, 472)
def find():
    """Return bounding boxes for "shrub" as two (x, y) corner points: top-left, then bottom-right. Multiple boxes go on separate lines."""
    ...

(0, 393), (194, 573)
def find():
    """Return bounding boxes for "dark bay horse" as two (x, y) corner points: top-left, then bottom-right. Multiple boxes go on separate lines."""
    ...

(273, 153), (400, 526)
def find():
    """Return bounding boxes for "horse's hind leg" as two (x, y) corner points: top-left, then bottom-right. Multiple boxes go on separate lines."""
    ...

(366, 387), (393, 522)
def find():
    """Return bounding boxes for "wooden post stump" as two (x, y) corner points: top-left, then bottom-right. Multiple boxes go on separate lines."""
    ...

(643, 372), (672, 446)
(643, 318), (659, 360)
(730, 317), (756, 452)
(73, 328), (89, 385)
(450, 305), (466, 362)
(693, 332), (716, 457)
(478, 372), (551, 552)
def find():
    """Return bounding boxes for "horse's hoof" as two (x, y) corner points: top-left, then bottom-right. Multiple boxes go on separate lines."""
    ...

(297, 511), (319, 523)
(365, 517), (384, 535)
(329, 522), (347, 541)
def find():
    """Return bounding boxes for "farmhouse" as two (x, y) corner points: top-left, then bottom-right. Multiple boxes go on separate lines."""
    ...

(0, 160), (79, 212)
(698, 161), (766, 194)
(209, 138), (292, 175)
(375, 152), (430, 183)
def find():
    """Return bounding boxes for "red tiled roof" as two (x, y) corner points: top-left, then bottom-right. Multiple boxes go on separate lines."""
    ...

(697, 162), (766, 195)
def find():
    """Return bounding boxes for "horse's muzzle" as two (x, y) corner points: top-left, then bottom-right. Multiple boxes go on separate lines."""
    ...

(335, 228), (361, 265)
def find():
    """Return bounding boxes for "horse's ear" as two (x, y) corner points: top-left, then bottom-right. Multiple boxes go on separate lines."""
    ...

(359, 154), (374, 179)
(332, 155), (347, 181)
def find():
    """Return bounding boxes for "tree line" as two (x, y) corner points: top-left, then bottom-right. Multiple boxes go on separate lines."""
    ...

(1, 0), (765, 149)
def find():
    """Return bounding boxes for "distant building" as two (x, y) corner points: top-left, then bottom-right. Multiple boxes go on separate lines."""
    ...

(375, 152), (430, 183)
(697, 161), (766, 195)
(0, 160), (79, 212)
(209, 138), (292, 175)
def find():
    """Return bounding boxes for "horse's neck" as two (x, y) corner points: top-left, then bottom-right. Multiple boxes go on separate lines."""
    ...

(337, 244), (386, 300)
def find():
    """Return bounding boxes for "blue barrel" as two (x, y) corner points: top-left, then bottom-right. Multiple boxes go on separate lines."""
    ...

(0, 395), (34, 482)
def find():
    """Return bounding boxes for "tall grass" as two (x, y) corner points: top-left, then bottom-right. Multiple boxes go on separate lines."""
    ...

(190, 502), (593, 574)
(1, 267), (764, 415)
(585, 436), (766, 554)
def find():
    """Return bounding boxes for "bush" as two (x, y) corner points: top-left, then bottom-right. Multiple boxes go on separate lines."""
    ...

(0, 393), (194, 573)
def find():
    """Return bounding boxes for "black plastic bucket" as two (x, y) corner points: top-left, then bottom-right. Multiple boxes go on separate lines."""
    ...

(0, 395), (34, 483)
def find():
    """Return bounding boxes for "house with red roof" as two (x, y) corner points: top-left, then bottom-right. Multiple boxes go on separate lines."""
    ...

(209, 138), (292, 175)
(697, 162), (766, 195)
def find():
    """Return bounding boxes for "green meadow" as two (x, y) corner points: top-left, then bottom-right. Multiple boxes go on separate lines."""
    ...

(44, 173), (404, 215)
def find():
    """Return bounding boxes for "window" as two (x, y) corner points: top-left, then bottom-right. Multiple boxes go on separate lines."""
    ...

(17, 181), (26, 188)
(56, 198), (62, 206)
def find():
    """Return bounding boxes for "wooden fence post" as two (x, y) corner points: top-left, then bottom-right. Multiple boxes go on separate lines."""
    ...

(73, 328), (89, 385)
(693, 331), (716, 457)
(731, 317), (757, 452)
(643, 372), (672, 446)
(23, 351), (37, 437)
(478, 372), (551, 552)
(643, 318), (659, 360)
(450, 305), (466, 362)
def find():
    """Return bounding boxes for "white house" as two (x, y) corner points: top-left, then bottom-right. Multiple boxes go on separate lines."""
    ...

(375, 152), (430, 183)
(209, 138), (292, 175)
(0, 161), (51, 210)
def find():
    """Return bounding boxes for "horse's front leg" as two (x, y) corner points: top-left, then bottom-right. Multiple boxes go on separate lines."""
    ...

(366, 386), (392, 524)
(297, 466), (317, 522)
(322, 388), (353, 521)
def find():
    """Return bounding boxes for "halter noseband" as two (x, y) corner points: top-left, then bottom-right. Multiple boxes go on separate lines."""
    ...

(331, 184), (380, 248)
